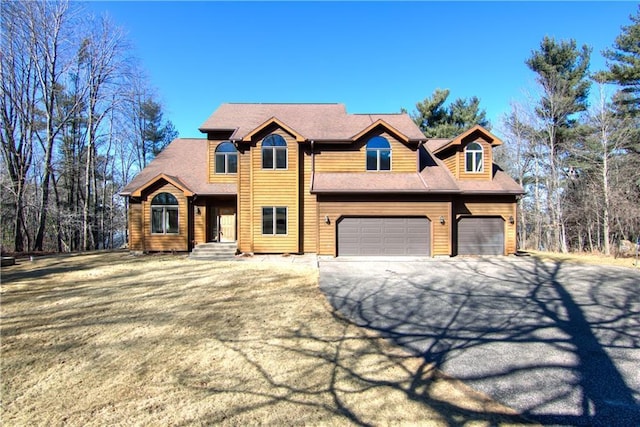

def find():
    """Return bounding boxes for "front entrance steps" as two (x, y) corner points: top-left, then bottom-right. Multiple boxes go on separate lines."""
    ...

(190, 242), (238, 260)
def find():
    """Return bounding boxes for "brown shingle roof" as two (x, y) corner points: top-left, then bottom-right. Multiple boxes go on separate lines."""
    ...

(425, 138), (452, 153)
(456, 166), (524, 194)
(312, 173), (429, 193)
(199, 103), (426, 141)
(120, 138), (237, 196)
(419, 147), (460, 192)
(310, 147), (523, 195)
(121, 106), (523, 198)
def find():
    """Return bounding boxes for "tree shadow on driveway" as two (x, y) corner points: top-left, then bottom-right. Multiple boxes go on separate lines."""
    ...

(319, 258), (640, 426)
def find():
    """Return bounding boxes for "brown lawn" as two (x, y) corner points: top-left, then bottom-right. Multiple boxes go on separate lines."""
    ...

(529, 250), (640, 270)
(1, 252), (530, 426)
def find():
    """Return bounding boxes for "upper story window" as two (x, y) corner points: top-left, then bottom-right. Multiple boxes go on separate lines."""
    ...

(465, 142), (484, 173)
(366, 136), (391, 171)
(151, 192), (179, 234)
(262, 134), (287, 169)
(215, 142), (238, 174)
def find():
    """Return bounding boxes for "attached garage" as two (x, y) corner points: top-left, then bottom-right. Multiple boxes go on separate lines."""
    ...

(457, 216), (505, 255)
(337, 217), (431, 256)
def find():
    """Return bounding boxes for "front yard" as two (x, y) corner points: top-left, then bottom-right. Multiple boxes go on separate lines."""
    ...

(1, 252), (525, 426)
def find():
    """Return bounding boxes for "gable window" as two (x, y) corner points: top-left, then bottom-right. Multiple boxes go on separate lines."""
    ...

(215, 141), (237, 174)
(262, 134), (287, 169)
(262, 206), (287, 235)
(366, 136), (391, 171)
(465, 142), (484, 173)
(151, 192), (179, 234)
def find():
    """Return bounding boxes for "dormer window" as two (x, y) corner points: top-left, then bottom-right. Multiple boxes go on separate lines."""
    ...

(465, 142), (483, 173)
(366, 136), (391, 171)
(262, 134), (287, 169)
(215, 142), (237, 174)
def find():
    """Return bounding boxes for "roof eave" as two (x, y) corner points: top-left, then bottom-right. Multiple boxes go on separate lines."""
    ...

(459, 190), (524, 195)
(310, 189), (462, 195)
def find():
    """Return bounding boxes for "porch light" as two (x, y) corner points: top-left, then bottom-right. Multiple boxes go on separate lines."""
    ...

(196, 207), (201, 215)
(439, 216), (445, 225)
(509, 215), (515, 224)
(324, 215), (330, 224)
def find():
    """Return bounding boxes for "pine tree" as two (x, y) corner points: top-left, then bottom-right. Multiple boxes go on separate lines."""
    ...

(409, 89), (489, 138)
(525, 36), (591, 252)
(598, 6), (640, 113)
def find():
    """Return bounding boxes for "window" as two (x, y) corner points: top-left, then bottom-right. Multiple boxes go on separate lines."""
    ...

(465, 142), (484, 173)
(215, 142), (237, 174)
(262, 206), (287, 235)
(151, 192), (179, 234)
(366, 136), (391, 171)
(262, 134), (287, 169)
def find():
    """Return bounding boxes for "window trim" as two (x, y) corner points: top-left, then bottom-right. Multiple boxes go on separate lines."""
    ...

(261, 134), (288, 170)
(215, 141), (238, 175)
(464, 142), (484, 173)
(261, 206), (288, 236)
(366, 136), (392, 171)
(150, 192), (179, 235)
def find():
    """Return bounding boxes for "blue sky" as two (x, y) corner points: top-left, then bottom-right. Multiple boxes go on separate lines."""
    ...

(87, 1), (637, 138)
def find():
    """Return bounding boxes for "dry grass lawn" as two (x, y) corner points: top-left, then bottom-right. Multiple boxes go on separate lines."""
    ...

(1, 252), (529, 426)
(529, 250), (640, 270)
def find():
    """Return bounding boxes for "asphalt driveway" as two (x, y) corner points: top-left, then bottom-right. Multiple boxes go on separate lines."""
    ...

(319, 257), (640, 426)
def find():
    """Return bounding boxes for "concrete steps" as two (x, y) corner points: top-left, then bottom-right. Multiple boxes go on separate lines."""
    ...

(190, 242), (237, 260)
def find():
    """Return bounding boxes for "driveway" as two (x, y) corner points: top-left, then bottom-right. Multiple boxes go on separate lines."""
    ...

(319, 257), (640, 426)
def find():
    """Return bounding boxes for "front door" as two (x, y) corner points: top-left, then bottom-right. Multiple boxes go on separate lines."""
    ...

(218, 207), (236, 242)
(209, 206), (236, 242)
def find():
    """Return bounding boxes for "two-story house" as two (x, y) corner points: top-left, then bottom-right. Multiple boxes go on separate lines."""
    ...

(121, 103), (523, 257)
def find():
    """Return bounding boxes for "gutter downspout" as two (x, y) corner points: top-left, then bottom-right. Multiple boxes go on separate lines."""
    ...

(310, 140), (315, 193)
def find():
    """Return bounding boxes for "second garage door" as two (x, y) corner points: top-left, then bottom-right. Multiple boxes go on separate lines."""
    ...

(338, 217), (431, 256)
(457, 217), (505, 255)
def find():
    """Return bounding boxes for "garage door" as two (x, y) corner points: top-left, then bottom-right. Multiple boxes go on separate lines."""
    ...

(457, 217), (504, 255)
(338, 217), (430, 256)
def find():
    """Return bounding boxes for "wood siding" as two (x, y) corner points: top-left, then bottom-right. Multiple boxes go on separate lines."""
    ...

(302, 146), (318, 253)
(140, 182), (189, 252)
(317, 196), (452, 257)
(128, 201), (143, 251)
(315, 131), (417, 173)
(208, 140), (238, 183)
(250, 129), (299, 253)
(193, 201), (206, 245)
(455, 197), (518, 255)
(238, 145), (252, 253)
(442, 152), (458, 178)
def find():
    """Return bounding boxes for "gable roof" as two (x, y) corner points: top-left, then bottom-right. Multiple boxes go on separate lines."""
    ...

(120, 138), (236, 197)
(425, 125), (503, 154)
(242, 117), (306, 142)
(199, 103), (426, 142)
(127, 173), (194, 198)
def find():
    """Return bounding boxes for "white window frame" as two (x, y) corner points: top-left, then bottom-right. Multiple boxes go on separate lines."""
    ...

(151, 193), (179, 235)
(261, 206), (288, 235)
(262, 134), (288, 170)
(366, 136), (392, 171)
(465, 142), (484, 173)
(215, 142), (238, 174)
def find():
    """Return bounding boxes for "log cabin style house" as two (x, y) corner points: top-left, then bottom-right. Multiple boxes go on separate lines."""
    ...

(121, 103), (524, 257)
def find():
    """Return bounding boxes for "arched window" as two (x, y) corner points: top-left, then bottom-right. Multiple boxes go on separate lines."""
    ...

(151, 192), (179, 234)
(465, 142), (483, 173)
(366, 136), (391, 171)
(262, 134), (287, 169)
(215, 142), (237, 174)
